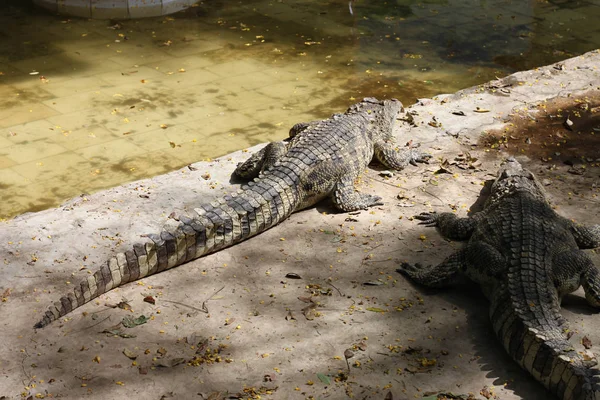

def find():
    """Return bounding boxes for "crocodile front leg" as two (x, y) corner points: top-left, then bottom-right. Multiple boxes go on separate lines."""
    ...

(397, 249), (466, 288)
(373, 139), (430, 170)
(415, 212), (480, 241)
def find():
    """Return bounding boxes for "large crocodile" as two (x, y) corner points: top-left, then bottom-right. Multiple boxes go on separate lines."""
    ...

(397, 158), (600, 399)
(35, 97), (430, 329)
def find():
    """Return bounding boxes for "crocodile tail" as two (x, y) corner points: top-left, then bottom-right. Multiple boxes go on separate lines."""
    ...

(490, 286), (600, 400)
(34, 175), (299, 329)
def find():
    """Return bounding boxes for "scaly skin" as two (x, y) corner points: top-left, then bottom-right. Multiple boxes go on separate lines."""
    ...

(35, 97), (430, 329)
(398, 158), (600, 400)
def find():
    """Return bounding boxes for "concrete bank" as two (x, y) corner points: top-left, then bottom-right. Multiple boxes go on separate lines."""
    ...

(1, 50), (599, 399)
(33, 0), (198, 19)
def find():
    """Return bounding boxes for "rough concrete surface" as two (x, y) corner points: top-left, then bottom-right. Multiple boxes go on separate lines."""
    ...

(1, 50), (599, 400)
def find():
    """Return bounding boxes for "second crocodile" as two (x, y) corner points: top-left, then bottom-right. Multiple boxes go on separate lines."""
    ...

(35, 97), (429, 329)
(398, 158), (600, 400)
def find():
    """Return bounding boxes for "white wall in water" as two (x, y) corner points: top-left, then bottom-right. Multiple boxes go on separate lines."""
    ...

(33, 0), (198, 19)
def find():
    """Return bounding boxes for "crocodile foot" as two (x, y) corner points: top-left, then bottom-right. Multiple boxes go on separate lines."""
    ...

(414, 212), (440, 227)
(360, 194), (384, 209)
(396, 262), (424, 276)
(408, 149), (432, 166)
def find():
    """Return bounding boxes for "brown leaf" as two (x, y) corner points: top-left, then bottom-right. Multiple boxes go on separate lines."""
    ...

(582, 336), (593, 349)
(156, 358), (186, 368)
(186, 332), (204, 346)
(117, 300), (131, 310)
(123, 348), (138, 360)
(302, 304), (316, 320)
(480, 385), (493, 399)
(344, 349), (354, 360)
(143, 296), (156, 305)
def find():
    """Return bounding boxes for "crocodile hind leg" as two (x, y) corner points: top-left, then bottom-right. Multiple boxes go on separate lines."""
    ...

(289, 120), (321, 136)
(583, 266), (600, 308)
(234, 141), (289, 179)
(569, 221), (600, 249)
(331, 174), (383, 212)
(237, 119), (311, 179)
(373, 139), (431, 170)
(553, 250), (600, 308)
(397, 249), (466, 288)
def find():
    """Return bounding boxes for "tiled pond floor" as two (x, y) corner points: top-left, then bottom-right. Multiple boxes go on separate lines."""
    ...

(1, 0), (599, 218)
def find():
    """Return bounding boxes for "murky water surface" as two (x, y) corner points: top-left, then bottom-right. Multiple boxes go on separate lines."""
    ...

(1, 0), (599, 218)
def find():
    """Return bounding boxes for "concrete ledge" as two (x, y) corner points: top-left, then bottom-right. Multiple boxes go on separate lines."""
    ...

(2, 50), (599, 399)
(60, 0), (91, 18)
(128, 0), (162, 19)
(33, 0), (197, 19)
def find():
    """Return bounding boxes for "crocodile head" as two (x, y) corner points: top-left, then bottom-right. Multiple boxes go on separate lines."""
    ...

(486, 157), (547, 205)
(346, 97), (403, 140)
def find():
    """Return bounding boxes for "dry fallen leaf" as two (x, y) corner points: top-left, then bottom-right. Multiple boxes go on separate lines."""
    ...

(344, 349), (354, 360)
(123, 348), (138, 360)
(302, 303), (317, 320)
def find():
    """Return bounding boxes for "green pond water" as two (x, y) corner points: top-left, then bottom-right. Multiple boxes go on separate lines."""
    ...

(0, 0), (599, 219)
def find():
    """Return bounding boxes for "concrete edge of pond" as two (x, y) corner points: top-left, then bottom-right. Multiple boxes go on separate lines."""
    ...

(33, 0), (198, 19)
(1, 49), (599, 400)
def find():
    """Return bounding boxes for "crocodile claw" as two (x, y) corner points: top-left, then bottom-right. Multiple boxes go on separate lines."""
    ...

(408, 150), (432, 166)
(363, 195), (384, 209)
(414, 212), (439, 227)
(396, 262), (425, 276)
(415, 153), (432, 164)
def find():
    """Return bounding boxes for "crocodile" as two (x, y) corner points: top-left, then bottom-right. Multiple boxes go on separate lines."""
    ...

(397, 158), (600, 400)
(35, 97), (430, 329)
